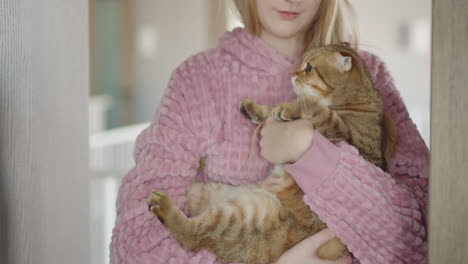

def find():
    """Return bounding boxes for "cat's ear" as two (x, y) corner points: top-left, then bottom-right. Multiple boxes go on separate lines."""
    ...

(336, 55), (352, 72)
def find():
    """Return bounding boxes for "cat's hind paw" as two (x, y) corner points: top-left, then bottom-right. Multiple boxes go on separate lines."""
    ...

(148, 190), (174, 224)
(316, 237), (348, 261)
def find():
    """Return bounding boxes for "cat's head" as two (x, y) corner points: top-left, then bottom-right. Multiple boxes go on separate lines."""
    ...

(291, 44), (360, 99)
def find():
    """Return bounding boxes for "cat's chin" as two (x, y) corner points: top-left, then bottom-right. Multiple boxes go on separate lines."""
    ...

(291, 80), (313, 97)
(292, 83), (305, 96)
(293, 88), (310, 97)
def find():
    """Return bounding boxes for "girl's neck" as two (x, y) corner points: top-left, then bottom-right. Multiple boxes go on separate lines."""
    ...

(260, 30), (304, 59)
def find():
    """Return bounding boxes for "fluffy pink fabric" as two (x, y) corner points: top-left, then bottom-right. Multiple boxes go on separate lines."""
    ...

(110, 28), (428, 264)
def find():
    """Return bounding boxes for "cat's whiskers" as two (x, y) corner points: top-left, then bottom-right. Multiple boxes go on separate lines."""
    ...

(292, 77), (333, 108)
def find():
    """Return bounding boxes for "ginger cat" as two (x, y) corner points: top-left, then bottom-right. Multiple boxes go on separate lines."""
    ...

(148, 44), (396, 264)
(241, 44), (387, 167)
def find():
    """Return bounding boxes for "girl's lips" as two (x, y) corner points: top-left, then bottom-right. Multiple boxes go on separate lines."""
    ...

(278, 10), (300, 20)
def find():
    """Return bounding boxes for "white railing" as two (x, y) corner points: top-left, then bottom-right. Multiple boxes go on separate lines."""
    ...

(90, 122), (149, 176)
(89, 122), (149, 264)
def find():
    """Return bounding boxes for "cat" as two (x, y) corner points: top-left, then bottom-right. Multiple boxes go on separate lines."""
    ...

(241, 44), (388, 167)
(147, 44), (396, 264)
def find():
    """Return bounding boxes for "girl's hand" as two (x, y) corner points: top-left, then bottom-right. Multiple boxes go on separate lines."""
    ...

(275, 229), (352, 264)
(260, 117), (315, 164)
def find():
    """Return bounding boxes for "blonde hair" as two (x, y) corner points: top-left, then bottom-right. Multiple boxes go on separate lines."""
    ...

(232, 0), (359, 49)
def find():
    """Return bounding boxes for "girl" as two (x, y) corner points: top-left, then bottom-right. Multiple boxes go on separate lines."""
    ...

(110, 0), (429, 263)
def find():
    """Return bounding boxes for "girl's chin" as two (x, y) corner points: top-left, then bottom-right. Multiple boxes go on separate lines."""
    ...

(268, 25), (306, 39)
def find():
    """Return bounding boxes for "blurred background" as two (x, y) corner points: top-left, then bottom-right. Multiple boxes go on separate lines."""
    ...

(88, 0), (431, 263)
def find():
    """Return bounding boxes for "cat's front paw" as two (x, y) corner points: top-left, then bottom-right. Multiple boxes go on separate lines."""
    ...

(239, 99), (263, 124)
(272, 106), (296, 122)
(148, 190), (175, 224)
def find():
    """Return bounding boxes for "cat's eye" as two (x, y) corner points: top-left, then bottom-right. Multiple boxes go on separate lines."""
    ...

(305, 63), (314, 73)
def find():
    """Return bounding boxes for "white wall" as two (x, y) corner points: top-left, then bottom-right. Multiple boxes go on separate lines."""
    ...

(0, 1), (89, 263)
(353, 0), (432, 144)
(429, 1), (468, 262)
(132, 0), (215, 123)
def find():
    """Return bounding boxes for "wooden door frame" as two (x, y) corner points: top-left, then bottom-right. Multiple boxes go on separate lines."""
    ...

(429, 0), (468, 263)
